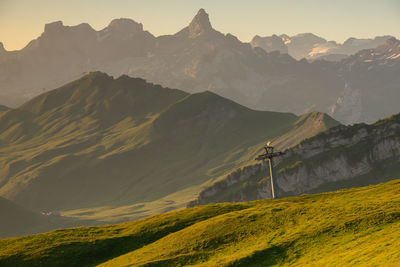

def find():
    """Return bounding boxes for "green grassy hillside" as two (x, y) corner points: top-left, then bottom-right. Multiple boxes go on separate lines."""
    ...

(1, 72), (319, 224)
(1, 180), (400, 266)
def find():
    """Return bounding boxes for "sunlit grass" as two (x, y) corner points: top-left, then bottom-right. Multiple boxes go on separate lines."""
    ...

(1, 180), (400, 266)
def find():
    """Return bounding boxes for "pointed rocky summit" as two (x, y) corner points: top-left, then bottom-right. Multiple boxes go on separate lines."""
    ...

(188, 8), (213, 38)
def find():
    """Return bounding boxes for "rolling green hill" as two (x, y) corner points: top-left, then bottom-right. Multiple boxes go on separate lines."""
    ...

(0, 72), (338, 226)
(1, 180), (400, 266)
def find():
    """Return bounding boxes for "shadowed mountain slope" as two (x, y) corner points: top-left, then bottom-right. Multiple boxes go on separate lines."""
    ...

(0, 196), (51, 238)
(0, 72), (336, 223)
(0, 196), (92, 239)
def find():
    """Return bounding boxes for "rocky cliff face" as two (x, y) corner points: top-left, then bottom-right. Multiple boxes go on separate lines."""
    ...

(329, 38), (400, 124)
(189, 113), (400, 206)
(329, 83), (362, 124)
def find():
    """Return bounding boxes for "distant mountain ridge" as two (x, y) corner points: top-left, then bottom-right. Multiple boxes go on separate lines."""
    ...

(251, 33), (393, 61)
(0, 9), (399, 124)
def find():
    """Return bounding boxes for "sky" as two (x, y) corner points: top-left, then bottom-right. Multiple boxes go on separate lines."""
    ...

(0, 0), (399, 51)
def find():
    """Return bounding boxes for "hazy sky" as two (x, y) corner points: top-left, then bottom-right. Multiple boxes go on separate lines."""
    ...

(1, 0), (399, 51)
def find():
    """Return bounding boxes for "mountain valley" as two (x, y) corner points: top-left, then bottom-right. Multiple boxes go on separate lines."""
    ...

(0, 72), (339, 225)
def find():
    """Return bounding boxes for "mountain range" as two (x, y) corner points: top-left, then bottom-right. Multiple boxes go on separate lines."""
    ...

(251, 33), (393, 61)
(0, 72), (338, 224)
(0, 9), (399, 124)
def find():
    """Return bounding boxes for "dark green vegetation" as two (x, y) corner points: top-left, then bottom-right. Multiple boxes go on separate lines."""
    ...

(1, 180), (400, 266)
(0, 72), (336, 226)
(191, 112), (400, 205)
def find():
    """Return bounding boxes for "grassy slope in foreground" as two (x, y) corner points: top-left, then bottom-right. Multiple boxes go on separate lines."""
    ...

(1, 180), (400, 266)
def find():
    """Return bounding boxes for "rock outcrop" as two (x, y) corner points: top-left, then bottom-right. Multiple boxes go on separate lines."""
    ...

(189, 113), (400, 206)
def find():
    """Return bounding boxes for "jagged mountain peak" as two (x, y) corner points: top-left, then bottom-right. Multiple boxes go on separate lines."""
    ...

(291, 33), (326, 44)
(381, 37), (400, 48)
(40, 21), (96, 40)
(44, 21), (65, 33)
(188, 8), (213, 38)
(344, 37), (400, 63)
(107, 18), (144, 33)
(375, 37), (400, 59)
(250, 34), (288, 53)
